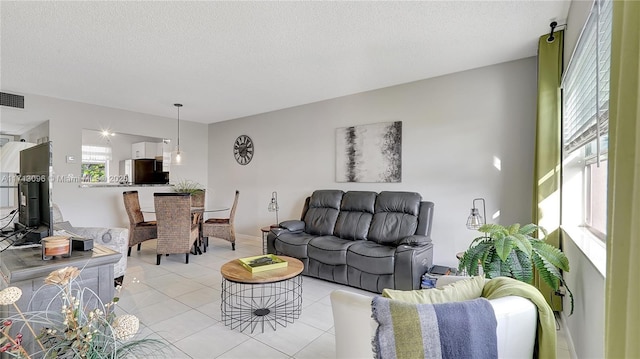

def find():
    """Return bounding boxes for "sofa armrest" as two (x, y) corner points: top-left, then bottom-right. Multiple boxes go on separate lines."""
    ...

(279, 220), (305, 233)
(330, 290), (376, 359)
(72, 227), (129, 279)
(398, 234), (432, 246)
(266, 221), (306, 254)
(394, 242), (434, 290)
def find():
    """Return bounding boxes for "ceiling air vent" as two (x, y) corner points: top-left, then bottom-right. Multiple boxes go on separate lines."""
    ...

(0, 92), (25, 109)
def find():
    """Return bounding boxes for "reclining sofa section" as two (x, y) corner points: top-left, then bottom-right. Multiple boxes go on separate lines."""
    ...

(267, 190), (434, 293)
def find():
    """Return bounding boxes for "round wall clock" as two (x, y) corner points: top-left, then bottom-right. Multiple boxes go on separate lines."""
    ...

(233, 135), (254, 165)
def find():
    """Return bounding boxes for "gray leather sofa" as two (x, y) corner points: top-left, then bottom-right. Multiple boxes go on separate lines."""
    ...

(267, 190), (434, 293)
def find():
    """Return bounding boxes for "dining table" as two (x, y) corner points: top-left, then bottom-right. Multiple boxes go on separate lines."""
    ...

(141, 206), (230, 255)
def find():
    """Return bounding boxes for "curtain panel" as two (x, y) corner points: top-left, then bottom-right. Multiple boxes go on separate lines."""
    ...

(533, 31), (564, 311)
(605, 1), (640, 357)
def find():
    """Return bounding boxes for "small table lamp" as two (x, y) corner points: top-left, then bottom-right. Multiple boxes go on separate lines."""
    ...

(267, 191), (279, 228)
(466, 198), (486, 230)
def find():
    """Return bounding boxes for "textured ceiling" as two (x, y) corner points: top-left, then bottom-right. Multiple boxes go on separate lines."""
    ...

(0, 1), (570, 126)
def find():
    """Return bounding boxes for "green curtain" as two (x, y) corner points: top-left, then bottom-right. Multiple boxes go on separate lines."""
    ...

(605, 1), (640, 357)
(533, 31), (564, 311)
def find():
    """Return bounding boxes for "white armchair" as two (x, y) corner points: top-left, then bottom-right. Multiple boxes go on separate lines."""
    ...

(330, 276), (538, 359)
(52, 204), (129, 282)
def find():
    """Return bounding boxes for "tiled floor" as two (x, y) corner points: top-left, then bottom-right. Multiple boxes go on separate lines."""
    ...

(118, 234), (572, 358)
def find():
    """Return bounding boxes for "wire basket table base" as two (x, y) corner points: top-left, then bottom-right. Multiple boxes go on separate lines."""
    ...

(221, 276), (303, 333)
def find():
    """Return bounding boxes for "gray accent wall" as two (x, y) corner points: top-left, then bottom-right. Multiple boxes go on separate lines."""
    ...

(208, 57), (537, 269)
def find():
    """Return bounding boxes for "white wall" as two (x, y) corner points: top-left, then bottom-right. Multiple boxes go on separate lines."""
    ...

(561, 0), (605, 358)
(0, 94), (209, 228)
(208, 57), (537, 268)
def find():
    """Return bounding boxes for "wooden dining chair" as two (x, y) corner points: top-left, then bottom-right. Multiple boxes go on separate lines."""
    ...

(122, 191), (157, 256)
(202, 190), (239, 250)
(154, 193), (199, 265)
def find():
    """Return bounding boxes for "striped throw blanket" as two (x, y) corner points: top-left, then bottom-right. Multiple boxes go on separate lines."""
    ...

(371, 296), (497, 359)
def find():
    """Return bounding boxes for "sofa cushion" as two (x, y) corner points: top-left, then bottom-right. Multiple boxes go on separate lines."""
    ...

(368, 191), (421, 245)
(334, 191), (376, 241)
(346, 241), (396, 275)
(304, 190), (344, 236)
(274, 231), (317, 258)
(381, 276), (486, 304)
(308, 236), (355, 266)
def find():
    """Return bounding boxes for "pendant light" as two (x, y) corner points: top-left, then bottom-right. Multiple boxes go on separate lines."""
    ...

(173, 103), (183, 164)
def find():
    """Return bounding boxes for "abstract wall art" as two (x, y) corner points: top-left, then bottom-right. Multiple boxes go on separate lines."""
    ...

(336, 121), (402, 183)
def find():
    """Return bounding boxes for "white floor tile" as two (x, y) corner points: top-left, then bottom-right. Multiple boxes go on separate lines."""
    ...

(297, 301), (334, 331)
(293, 332), (336, 359)
(217, 338), (289, 359)
(150, 308), (218, 342)
(131, 297), (193, 326)
(251, 321), (325, 356)
(173, 323), (251, 358)
(175, 286), (221, 309)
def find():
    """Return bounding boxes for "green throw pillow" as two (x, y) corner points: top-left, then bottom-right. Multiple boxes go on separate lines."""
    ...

(381, 276), (485, 304)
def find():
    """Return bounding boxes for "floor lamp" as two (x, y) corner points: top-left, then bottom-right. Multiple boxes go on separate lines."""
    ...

(466, 198), (486, 230)
(268, 191), (279, 228)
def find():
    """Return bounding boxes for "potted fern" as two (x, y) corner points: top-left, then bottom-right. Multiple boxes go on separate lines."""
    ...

(458, 223), (574, 314)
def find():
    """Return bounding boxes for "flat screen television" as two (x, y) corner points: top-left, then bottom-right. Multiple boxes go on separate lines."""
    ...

(15, 141), (53, 243)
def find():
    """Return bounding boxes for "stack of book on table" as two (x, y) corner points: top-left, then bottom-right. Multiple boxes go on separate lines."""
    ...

(239, 254), (288, 273)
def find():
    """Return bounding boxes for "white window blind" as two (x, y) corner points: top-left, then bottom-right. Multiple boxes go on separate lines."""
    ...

(562, 0), (612, 157)
(82, 145), (112, 162)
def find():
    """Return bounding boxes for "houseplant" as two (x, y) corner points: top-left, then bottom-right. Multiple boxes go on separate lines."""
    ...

(0, 266), (168, 358)
(458, 223), (574, 314)
(172, 179), (205, 207)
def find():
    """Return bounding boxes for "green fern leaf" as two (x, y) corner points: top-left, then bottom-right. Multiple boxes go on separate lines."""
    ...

(518, 223), (539, 236)
(510, 233), (533, 256)
(479, 223), (506, 235)
(459, 241), (491, 276)
(507, 250), (534, 284)
(484, 250), (512, 278)
(494, 236), (514, 261)
(507, 223), (520, 234)
(531, 241), (570, 271)
(532, 251), (561, 290)
(484, 250), (503, 278)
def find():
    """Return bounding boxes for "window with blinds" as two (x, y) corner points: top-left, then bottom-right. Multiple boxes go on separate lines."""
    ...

(562, 0), (612, 161)
(560, 0), (611, 239)
(82, 145), (112, 163)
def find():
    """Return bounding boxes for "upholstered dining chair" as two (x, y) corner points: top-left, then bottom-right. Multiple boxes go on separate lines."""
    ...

(202, 190), (239, 250)
(122, 191), (157, 256)
(154, 193), (199, 265)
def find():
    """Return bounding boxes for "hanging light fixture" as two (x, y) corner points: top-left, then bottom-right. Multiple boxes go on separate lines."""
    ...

(173, 103), (183, 164)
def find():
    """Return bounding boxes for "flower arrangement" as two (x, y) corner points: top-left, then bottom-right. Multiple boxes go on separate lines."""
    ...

(0, 266), (168, 358)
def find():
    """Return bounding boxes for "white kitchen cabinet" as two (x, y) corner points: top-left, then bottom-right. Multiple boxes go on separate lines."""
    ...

(132, 142), (161, 159)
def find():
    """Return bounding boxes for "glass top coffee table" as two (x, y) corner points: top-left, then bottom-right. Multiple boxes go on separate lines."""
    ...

(220, 255), (303, 333)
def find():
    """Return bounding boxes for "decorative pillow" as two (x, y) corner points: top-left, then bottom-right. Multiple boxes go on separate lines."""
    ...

(371, 296), (497, 359)
(381, 276), (485, 304)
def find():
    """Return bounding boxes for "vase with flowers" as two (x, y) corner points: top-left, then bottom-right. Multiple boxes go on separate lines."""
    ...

(0, 266), (168, 358)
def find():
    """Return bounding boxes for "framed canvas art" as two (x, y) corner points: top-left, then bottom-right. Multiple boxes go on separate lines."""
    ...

(336, 121), (402, 183)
